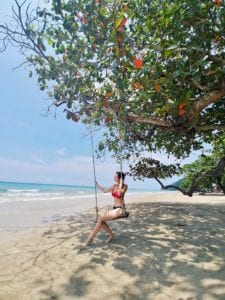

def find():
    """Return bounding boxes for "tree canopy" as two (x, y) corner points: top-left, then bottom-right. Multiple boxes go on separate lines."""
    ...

(180, 134), (225, 194)
(129, 133), (225, 196)
(0, 0), (225, 166)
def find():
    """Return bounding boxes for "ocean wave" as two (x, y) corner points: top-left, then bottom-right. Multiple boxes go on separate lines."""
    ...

(0, 190), (95, 198)
(0, 192), (112, 203)
(7, 189), (41, 193)
(0, 192), (65, 198)
(0, 188), (156, 204)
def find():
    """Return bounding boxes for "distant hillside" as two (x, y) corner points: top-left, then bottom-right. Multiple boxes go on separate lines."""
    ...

(166, 179), (183, 190)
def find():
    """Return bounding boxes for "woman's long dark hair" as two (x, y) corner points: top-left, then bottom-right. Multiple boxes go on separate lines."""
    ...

(116, 171), (126, 180)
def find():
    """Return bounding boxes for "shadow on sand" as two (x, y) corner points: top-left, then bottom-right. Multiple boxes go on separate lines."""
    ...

(35, 200), (225, 299)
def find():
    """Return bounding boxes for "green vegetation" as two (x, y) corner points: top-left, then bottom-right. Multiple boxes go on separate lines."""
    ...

(180, 134), (225, 195)
(0, 0), (224, 194)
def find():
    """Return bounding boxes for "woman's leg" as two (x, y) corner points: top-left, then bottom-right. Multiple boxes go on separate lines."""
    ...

(84, 208), (122, 245)
(101, 222), (115, 243)
(84, 217), (102, 245)
(101, 222), (112, 234)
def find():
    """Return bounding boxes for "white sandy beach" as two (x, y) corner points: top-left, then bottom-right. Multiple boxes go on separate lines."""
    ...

(0, 192), (147, 242)
(0, 191), (225, 300)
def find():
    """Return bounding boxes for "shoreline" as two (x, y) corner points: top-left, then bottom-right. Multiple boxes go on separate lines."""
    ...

(0, 190), (164, 243)
(1, 190), (224, 244)
(1, 191), (225, 299)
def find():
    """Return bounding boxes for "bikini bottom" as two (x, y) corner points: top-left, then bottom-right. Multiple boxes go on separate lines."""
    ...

(113, 206), (122, 209)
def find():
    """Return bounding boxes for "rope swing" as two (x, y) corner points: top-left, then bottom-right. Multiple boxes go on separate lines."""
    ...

(89, 126), (129, 221)
(90, 128), (99, 221)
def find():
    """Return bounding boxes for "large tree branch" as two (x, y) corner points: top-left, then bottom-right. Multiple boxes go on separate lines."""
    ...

(196, 125), (225, 132)
(127, 89), (225, 132)
(127, 112), (225, 133)
(154, 177), (192, 196)
(127, 113), (172, 128)
(212, 156), (225, 178)
(154, 171), (212, 197)
(213, 157), (225, 194)
(155, 157), (225, 197)
(188, 90), (225, 120)
(216, 178), (225, 194)
(188, 171), (211, 195)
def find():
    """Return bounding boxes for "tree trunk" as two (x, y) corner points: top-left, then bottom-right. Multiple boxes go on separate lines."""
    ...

(154, 177), (193, 197)
(213, 156), (225, 194)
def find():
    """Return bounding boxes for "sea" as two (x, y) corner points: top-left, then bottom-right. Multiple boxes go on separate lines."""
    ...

(0, 181), (162, 239)
(0, 181), (157, 204)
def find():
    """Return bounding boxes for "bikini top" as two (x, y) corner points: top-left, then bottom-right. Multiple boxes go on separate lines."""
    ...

(112, 184), (124, 199)
(112, 191), (122, 199)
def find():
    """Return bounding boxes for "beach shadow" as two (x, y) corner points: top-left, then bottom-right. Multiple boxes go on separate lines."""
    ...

(38, 289), (59, 300)
(64, 274), (92, 297)
(198, 193), (225, 197)
(28, 201), (225, 299)
(134, 202), (225, 299)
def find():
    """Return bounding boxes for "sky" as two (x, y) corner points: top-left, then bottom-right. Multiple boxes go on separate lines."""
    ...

(0, 1), (198, 190)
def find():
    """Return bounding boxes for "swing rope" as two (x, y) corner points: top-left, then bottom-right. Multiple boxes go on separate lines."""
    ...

(89, 119), (129, 221)
(90, 128), (99, 221)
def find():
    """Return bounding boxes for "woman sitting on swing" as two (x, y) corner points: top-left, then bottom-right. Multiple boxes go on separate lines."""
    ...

(84, 171), (128, 246)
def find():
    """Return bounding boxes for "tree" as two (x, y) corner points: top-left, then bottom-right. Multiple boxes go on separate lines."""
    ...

(0, 0), (225, 166)
(180, 143), (225, 195)
(180, 156), (216, 193)
(129, 134), (225, 196)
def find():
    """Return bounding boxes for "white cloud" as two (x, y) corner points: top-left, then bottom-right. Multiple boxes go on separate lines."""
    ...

(134, 150), (201, 166)
(0, 155), (160, 189)
(0, 156), (93, 185)
(31, 155), (45, 164)
(54, 148), (66, 156)
(0, 155), (115, 185)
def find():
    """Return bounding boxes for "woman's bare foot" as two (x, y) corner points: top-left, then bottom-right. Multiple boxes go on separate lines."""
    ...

(104, 234), (115, 243)
(83, 238), (93, 246)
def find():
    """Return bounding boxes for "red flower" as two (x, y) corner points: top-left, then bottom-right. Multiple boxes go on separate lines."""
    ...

(133, 81), (143, 89)
(134, 57), (143, 69)
(178, 104), (186, 116)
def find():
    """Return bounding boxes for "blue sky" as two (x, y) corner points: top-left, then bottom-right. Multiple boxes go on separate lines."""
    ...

(0, 1), (197, 190)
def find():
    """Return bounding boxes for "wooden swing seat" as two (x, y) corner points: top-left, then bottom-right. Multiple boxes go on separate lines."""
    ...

(115, 210), (129, 219)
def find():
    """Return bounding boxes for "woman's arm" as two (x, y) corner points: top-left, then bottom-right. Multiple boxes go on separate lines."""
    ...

(95, 181), (114, 193)
(115, 182), (128, 198)
(120, 184), (128, 208)
(118, 179), (128, 194)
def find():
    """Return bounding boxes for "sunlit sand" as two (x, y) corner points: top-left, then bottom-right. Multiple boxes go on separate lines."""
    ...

(0, 192), (225, 299)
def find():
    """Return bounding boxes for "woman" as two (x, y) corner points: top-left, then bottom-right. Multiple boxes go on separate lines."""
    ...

(84, 171), (128, 246)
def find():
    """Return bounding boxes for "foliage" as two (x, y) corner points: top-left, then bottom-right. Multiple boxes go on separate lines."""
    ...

(0, 0), (225, 162)
(180, 134), (225, 192)
(180, 155), (215, 190)
(128, 157), (181, 180)
(129, 133), (225, 195)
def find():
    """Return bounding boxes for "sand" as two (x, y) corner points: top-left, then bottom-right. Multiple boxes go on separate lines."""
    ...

(0, 192), (225, 300)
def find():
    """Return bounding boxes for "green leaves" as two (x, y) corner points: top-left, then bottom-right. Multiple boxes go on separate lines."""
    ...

(1, 0), (225, 167)
(129, 157), (181, 180)
(180, 134), (225, 191)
